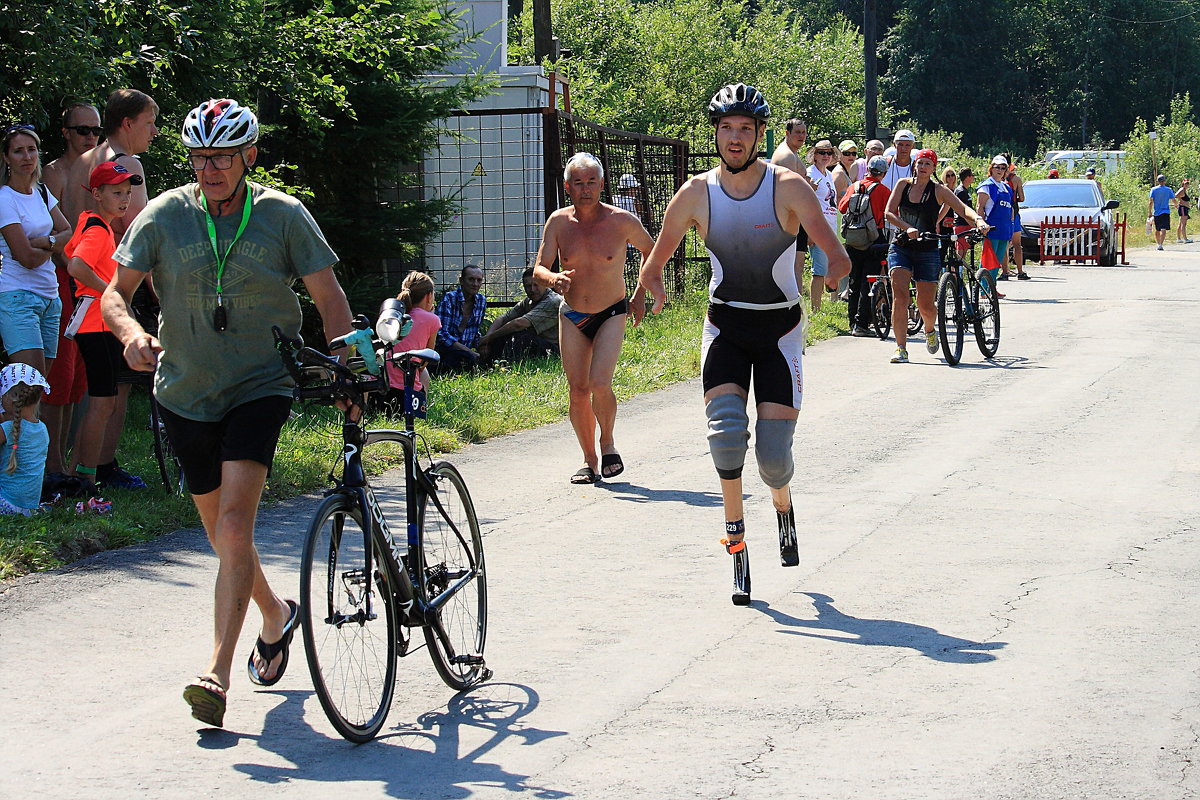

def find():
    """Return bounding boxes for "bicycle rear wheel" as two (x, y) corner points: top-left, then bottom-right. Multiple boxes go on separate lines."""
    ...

(972, 268), (1002, 358)
(419, 461), (489, 691)
(871, 284), (892, 340)
(936, 271), (964, 366)
(149, 398), (185, 495)
(301, 495), (397, 742)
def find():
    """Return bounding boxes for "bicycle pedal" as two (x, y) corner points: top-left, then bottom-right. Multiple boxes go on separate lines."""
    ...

(450, 654), (486, 666)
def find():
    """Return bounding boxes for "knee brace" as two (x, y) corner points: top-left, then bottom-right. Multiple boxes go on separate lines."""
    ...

(706, 394), (750, 480)
(755, 418), (797, 489)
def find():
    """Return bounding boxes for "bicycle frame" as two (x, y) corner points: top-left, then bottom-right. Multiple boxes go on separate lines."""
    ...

(278, 326), (480, 641)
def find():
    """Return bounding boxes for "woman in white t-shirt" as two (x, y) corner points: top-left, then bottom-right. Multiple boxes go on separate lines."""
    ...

(0, 125), (72, 375)
(805, 140), (840, 312)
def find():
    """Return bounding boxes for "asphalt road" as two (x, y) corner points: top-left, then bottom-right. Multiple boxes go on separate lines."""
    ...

(2, 247), (1198, 799)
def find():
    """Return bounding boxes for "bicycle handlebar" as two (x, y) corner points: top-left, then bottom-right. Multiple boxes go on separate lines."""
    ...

(272, 325), (443, 406)
(912, 230), (986, 244)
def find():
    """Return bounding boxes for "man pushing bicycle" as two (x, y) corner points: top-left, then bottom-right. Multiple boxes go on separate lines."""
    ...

(102, 99), (354, 728)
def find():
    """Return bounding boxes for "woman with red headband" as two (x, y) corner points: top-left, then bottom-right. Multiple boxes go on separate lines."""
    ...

(883, 148), (989, 364)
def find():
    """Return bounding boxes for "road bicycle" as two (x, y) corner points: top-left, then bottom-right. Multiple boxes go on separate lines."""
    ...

(273, 322), (490, 742)
(929, 231), (1000, 365)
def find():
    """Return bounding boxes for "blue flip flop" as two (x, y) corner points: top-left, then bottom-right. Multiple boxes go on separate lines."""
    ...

(247, 599), (300, 687)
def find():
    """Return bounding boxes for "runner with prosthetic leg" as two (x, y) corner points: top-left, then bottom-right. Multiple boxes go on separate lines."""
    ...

(636, 84), (849, 605)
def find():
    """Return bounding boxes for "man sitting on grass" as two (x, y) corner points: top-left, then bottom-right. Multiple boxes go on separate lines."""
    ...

(477, 267), (563, 363)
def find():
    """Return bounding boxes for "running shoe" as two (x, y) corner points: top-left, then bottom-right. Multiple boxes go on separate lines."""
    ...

(890, 348), (909, 364)
(1157, 244), (1164, 250)
(925, 330), (938, 354)
(1017, 272), (1031, 280)
(851, 326), (873, 337)
(722, 538), (751, 606)
(998, 272), (1010, 281)
(777, 507), (798, 567)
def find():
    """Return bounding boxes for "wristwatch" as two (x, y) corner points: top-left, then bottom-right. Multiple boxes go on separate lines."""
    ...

(47, 234), (56, 248)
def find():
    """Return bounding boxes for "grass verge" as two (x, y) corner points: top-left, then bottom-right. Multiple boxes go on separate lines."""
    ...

(0, 292), (851, 581)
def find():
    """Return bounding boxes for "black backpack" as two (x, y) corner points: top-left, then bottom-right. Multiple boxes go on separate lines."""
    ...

(841, 182), (880, 250)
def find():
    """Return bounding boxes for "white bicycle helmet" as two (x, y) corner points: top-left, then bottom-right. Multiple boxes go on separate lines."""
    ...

(181, 99), (259, 148)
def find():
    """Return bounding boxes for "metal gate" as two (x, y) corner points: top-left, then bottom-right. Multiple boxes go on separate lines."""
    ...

(419, 108), (691, 304)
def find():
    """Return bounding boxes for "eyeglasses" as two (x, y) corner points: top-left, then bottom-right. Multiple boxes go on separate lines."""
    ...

(67, 125), (103, 137)
(187, 153), (241, 171)
(815, 149), (835, 156)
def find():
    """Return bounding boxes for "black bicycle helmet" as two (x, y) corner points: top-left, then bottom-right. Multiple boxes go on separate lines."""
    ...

(708, 83), (771, 124)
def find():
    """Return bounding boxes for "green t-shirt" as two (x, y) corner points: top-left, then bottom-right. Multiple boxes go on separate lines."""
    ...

(113, 182), (337, 421)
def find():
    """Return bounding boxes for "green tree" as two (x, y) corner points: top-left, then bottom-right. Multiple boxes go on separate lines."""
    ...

(0, 0), (489, 296)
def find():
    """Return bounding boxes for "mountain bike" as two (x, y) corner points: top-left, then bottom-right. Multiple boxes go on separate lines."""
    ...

(928, 231), (1000, 365)
(273, 323), (490, 742)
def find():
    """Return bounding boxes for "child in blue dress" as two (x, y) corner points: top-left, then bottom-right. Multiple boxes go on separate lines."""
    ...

(0, 363), (51, 515)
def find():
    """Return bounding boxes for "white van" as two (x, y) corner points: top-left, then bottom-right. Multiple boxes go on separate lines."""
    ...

(1043, 150), (1127, 175)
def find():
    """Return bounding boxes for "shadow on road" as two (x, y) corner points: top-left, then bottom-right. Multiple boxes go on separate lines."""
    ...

(596, 482), (722, 507)
(226, 683), (571, 798)
(755, 592), (1005, 664)
(950, 355), (1043, 370)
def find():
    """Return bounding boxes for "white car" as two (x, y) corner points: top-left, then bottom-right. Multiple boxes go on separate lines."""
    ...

(1019, 179), (1121, 266)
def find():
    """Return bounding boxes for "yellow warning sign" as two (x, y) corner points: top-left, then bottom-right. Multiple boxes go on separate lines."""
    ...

(472, 161), (487, 177)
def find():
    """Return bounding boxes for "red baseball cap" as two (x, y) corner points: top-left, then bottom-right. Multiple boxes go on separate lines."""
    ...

(1048, 168), (1060, 178)
(87, 160), (144, 190)
(914, 148), (937, 166)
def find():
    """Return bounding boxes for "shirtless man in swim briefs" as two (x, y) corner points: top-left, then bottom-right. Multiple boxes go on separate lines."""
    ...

(533, 152), (654, 484)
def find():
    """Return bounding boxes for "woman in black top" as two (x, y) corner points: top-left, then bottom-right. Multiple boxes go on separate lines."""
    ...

(882, 149), (989, 363)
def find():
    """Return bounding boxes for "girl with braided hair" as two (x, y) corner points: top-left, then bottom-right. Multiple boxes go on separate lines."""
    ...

(0, 363), (51, 515)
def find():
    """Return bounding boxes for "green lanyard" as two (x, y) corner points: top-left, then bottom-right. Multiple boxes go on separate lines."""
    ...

(203, 190), (253, 330)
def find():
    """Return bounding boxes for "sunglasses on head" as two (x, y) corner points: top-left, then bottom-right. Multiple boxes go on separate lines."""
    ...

(67, 125), (103, 137)
(2, 122), (34, 136)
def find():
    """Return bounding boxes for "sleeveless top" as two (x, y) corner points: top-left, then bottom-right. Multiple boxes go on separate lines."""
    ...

(1007, 173), (1021, 216)
(704, 163), (801, 309)
(896, 178), (940, 251)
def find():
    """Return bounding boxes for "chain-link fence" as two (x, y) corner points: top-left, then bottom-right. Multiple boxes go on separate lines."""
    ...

(416, 108), (695, 305)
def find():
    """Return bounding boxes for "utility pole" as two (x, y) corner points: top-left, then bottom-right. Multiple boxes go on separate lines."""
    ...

(533, 0), (553, 63)
(864, 0), (877, 141)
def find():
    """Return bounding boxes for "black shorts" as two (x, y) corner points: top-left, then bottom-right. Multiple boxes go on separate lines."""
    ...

(1180, 206), (1190, 219)
(701, 302), (805, 409)
(795, 224), (809, 252)
(1155, 213), (1171, 231)
(158, 394), (293, 496)
(74, 331), (129, 398)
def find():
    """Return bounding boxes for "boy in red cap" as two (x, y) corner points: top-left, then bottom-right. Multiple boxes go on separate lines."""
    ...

(62, 161), (148, 491)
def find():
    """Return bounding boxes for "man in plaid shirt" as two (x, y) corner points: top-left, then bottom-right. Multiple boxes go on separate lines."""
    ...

(435, 264), (488, 370)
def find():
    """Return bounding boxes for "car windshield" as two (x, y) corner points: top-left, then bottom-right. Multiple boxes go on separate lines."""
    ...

(1024, 183), (1100, 209)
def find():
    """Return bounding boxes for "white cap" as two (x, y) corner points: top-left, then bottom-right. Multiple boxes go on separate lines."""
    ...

(618, 173), (639, 188)
(893, 129), (916, 143)
(991, 155), (1010, 166)
(0, 363), (50, 397)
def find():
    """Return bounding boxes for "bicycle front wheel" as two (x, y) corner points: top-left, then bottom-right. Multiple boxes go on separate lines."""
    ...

(972, 268), (1001, 358)
(906, 289), (923, 335)
(301, 495), (398, 742)
(936, 271), (964, 366)
(419, 461), (488, 691)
